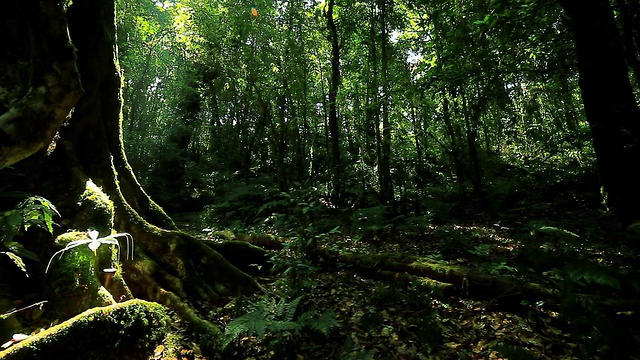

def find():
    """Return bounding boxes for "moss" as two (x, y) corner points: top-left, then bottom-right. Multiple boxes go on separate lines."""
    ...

(45, 231), (118, 319)
(0, 300), (170, 360)
(161, 333), (183, 359)
(75, 179), (114, 236)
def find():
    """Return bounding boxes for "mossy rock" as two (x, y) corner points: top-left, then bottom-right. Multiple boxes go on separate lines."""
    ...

(0, 300), (170, 360)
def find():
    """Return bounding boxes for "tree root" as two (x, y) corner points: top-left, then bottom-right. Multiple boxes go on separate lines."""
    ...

(0, 300), (169, 360)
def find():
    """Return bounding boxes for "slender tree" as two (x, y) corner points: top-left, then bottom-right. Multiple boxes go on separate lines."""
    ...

(378, 0), (395, 207)
(326, 0), (343, 200)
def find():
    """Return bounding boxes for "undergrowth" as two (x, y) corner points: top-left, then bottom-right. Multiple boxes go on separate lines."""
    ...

(221, 294), (337, 359)
(195, 167), (640, 359)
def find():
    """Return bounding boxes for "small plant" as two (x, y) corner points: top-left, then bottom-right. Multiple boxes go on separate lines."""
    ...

(350, 205), (391, 241)
(45, 229), (134, 274)
(271, 251), (319, 297)
(0, 195), (59, 277)
(222, 295), (336, 354)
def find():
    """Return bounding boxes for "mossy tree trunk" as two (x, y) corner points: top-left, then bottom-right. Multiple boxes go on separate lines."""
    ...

(0, 1), (82, 168)
(1, 0), (261, 343)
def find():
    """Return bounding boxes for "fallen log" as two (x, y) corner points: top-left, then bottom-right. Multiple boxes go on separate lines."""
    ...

(319, 249), (640, 310)
(215, 234), (640, 310)
(329, 250), (558, 301)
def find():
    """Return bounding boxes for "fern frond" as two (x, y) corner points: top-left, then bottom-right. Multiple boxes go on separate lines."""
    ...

(299, 310), (337, 337)
(223, 295), (331, 350)
(223, 309), (270, 349)
(281, 296), (302, 322)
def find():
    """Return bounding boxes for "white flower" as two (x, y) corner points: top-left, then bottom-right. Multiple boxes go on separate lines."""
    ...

(88, 229), (100, 240)
(88, 240), (101, 253)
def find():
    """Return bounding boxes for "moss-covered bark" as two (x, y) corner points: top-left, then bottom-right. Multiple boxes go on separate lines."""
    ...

(0, 300), (169, 360)
(0, 1), (83, 168)
(332, 250), (559, 301)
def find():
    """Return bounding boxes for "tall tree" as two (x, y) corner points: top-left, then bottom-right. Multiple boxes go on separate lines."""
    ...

(378, 0), (395, 207)
(326, 0), (343, 200)
(1, 0), (261, 342)
(558, 0), (640, 223)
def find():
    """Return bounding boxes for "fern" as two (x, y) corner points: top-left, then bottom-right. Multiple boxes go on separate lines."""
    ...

(223, 311), (270, 348)
(222, 295), (336, 350)
(256, 199), (290, 216)
(224, 184), (261, 201)
(564, 261), (623, 290)
(298, 310), (338, 337)
(278, 295), (302, 322)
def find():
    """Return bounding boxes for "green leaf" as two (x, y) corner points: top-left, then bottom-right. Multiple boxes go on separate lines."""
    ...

(300, 310), (337, 337)
(467, 244), (492, 256)
(4, 210), (22, 229)
(4, 241), (39, 262)
(627, 221), (640, 230)
(1, 251), (29, 277)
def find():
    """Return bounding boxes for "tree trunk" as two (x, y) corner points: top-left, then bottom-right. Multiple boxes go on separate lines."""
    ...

(615, 0), (640, 87)
(1, 0), (262, 349)
(0, 1), (83, 168)
(441, 93), (467, 185)
(559, 0), (640, 224)
(326, 0), (343, 201)
(378, 0), (395, 209)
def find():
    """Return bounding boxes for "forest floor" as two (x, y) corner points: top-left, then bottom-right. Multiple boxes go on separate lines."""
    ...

(169, 195), (640, 360)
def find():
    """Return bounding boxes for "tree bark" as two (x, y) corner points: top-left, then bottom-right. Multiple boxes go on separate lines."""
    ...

(378, 0), (395, 209)
(558, 0), (640, 224)
(68, 0), (262, 297)
(0, 1), (83, 169)
(326, 0), (343, 201)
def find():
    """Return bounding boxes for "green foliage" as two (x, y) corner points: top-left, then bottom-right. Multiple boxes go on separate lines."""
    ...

(627, 220), (640, 230)
(1, 195), (59, 239)
(350, 205), (391, 240)
(222, 295), (336, 355)
(200, 182), (284, 228)
(272, 253), (319, 297)
(532, 224), (581, 245)
(516, 223), (630, 294)
(115, 0), (592, 220)
(199, 181), (345, 240)
(0, 195), (59, 276)
(560, 261), (623, 290)
(435, 227), (470, 258)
